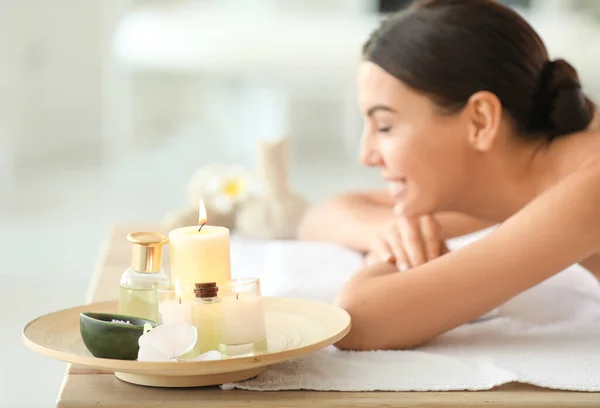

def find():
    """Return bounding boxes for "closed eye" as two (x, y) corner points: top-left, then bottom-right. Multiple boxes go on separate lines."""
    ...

(378, 126), (392, 133)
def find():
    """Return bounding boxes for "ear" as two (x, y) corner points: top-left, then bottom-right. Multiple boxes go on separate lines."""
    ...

(464, 91), (502, 152)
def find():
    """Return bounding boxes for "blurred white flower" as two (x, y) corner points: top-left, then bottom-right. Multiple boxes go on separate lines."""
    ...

(187, 164), (253, 213)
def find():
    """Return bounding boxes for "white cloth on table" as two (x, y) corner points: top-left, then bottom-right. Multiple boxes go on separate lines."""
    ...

(224, 229), (600, 391)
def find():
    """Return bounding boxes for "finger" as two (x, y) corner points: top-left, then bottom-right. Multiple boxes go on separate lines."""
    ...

(395, 247), (410, 272)
(364, 251), (380, 266)
(393, 203), (404, 216)
(398, 216), (427, 266)
(372, 233), (395, 264)
(420, 215), (442, 260)
(385, 226), (410, 271)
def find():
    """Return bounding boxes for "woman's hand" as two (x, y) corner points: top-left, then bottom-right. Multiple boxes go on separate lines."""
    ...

(366, 214), (448, 270)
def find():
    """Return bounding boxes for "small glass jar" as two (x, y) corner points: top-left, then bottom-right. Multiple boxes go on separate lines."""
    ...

(219, 277), (268, 358)
(118, 232), (170, 323)
(192, 282), (224, 356)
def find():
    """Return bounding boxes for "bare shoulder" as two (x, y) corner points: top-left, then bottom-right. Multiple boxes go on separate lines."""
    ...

(452, 161), (600, 279)
(502, 159), (600, 245)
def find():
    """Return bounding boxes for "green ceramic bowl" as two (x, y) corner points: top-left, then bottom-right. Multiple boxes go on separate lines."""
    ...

(79, 312), (157, 360)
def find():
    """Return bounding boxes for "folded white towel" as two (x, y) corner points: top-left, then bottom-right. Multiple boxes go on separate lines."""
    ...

(226, 230), (600, 391)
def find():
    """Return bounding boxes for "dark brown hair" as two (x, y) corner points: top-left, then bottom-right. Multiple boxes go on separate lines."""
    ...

(363, 0), (596, 140)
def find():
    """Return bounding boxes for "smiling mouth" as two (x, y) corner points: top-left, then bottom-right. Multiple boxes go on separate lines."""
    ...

(386, 178), (407, 199)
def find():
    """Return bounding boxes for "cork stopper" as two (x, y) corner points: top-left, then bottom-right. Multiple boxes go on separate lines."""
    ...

(194, 282), (218, 299)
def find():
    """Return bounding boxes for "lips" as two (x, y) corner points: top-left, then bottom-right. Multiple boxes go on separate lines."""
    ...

(387, 178), (407, 199)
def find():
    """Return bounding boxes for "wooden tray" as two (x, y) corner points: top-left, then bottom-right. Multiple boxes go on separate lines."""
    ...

(23, 297), (351, 388)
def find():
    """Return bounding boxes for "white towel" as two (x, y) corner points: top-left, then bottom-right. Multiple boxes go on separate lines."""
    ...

(226, 230), (600, 391)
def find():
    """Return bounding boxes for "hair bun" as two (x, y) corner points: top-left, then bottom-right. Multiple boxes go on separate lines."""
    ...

(532, 59), (595, 139)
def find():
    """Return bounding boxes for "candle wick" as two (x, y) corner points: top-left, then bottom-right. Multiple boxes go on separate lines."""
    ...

(198, 222), (206, 232)
(236, 293), (239, 300)
(178, 296), (181, 305)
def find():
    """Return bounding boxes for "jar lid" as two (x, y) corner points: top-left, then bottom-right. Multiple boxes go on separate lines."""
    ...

(127, 232), (169, 246)
(127, 232), (168, 273)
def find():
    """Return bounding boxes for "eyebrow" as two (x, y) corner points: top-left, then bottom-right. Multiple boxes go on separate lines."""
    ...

(367, 105), (397, 117)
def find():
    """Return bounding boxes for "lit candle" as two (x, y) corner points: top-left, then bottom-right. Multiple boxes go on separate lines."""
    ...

(168, 200), (232, 301)
(222, 278), (267, 347)
(158, 278), (192, 325)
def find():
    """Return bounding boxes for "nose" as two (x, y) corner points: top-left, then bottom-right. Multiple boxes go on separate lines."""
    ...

(359, 132), (383, 167)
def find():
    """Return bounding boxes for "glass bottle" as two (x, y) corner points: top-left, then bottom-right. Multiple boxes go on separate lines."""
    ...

(191, 282), (224, 356)
(118, 232), (170, 323)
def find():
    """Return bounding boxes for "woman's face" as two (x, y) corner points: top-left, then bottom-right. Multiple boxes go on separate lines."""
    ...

(358, 61), (472, 217)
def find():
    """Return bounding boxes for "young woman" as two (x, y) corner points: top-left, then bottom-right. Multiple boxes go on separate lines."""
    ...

(297, 0), (600, 351)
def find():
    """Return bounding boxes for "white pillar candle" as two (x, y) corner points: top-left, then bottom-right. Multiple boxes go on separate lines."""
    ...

(168, 200), (232, 301)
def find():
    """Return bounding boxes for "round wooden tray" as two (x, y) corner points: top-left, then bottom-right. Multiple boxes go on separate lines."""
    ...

(23, 297), (351, 388)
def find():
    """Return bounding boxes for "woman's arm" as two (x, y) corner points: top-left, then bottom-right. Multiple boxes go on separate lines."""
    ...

(296, 191), (395, 252)
(296, 190), (495, 252)
(335, 167), (600, 350)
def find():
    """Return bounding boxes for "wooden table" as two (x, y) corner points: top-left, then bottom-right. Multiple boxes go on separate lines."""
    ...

(56, 224), (600, 407)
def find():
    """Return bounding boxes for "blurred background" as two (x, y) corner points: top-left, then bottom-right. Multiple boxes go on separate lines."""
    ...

(2, 0), (600, 406)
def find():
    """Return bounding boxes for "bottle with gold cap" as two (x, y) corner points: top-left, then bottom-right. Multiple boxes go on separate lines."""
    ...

(118, 232), (170, 323)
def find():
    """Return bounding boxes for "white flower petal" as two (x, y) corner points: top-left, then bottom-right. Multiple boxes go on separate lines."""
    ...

(203, 174), (223, 194)
(187, 164), (255, 207)
(210, 195), (234, 213)
(138, 343), (172, 362)
(137, 324), (198, 359)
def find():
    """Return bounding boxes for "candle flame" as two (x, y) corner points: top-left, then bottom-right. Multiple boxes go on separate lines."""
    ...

(198, 199), (207, 225)
(175, 278), (182, 304)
